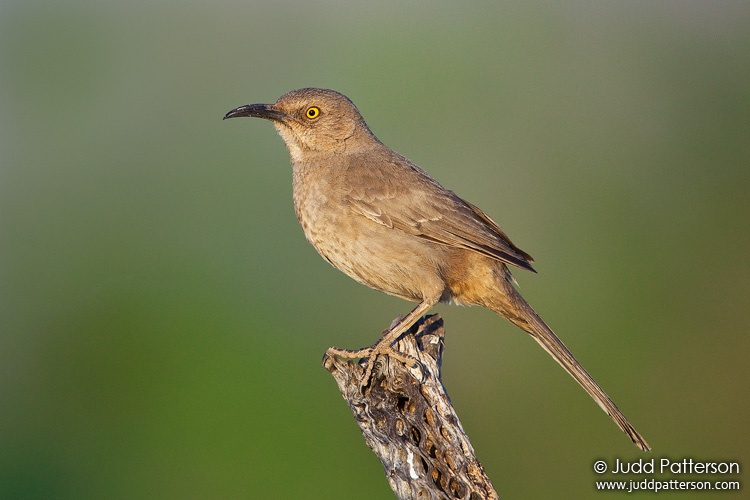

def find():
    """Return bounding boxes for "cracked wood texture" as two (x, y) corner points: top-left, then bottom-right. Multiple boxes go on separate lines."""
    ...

(323, 315), (499, 500)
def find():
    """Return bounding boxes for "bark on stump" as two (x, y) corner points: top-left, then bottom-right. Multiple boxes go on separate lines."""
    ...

(323, 314), (499, 500)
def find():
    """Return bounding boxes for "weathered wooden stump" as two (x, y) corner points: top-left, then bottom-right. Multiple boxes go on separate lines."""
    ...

(323, 314), (499, 500)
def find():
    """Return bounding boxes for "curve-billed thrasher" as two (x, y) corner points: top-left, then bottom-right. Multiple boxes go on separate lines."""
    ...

(224, 88), (650, 451)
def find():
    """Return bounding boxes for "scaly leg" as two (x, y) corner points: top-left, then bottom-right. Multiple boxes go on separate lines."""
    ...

(327, 299), (436, 388)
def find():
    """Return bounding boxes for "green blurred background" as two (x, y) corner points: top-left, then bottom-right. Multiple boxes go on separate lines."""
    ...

(1, 1), (748, 498)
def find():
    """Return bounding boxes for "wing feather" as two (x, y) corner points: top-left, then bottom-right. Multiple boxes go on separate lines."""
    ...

(345, 155), (535, 272)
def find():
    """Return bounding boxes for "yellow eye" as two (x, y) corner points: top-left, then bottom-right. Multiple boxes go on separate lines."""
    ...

(305, 106), (320, 119)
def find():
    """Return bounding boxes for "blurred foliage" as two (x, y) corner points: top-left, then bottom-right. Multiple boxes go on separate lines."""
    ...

(1, 1), (748, 498)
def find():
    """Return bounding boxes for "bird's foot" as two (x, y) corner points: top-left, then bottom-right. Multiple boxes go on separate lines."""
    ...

(326, 338), (422, 390)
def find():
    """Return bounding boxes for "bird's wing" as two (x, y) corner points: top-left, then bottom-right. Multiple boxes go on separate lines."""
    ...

(345, 156), (535, 271)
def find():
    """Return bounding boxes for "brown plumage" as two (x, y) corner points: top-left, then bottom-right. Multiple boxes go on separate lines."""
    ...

(224, 88), (650, 451)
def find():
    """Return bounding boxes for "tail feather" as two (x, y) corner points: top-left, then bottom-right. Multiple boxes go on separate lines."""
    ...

(489, 283), (651, 451)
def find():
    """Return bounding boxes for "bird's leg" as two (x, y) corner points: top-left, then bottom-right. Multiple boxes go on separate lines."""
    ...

(327, 300), (435, 388)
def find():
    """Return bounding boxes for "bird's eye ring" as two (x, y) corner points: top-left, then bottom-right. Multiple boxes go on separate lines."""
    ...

(305, 106), (321, 119)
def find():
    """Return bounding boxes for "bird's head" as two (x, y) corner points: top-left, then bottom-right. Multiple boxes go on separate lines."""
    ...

(224, 88), (375, 162)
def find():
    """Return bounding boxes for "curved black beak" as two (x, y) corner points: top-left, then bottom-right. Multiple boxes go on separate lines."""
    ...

(223, 103), (286, 122)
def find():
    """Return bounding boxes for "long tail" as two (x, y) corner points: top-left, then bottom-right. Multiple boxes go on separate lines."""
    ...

(488, 278), (651, 451)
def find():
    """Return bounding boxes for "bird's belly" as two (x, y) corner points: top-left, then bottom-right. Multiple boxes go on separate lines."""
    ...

(296, 203), (447, 303)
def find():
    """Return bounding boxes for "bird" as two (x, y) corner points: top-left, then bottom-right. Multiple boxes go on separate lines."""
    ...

(224, 88), (650, 451)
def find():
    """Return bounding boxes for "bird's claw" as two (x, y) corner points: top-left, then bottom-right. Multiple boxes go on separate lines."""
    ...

(327, 342), (423, 391)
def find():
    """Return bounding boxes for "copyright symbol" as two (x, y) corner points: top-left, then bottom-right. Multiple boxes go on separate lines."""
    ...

(593, 460), (607, 473)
